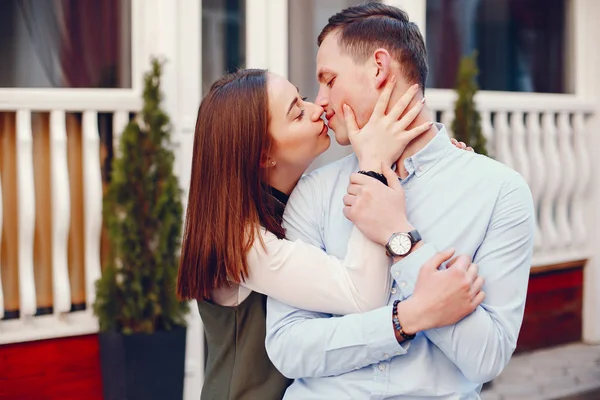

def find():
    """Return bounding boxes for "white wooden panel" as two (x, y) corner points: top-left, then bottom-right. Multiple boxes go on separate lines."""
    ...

(510, 111), (530, 183)
(540, 112), (561, 250)
(525, 112), (545, 252)
(493, 111), (513, 169)
(555, 112), (576, 247)
(441, 110), (454, 137)
(16, 110), (36, 317)
(571, 113), (590, 247)
(480, 110), (494, 157)
(82, 111), (103, 308)
(50, 111), (72, 314)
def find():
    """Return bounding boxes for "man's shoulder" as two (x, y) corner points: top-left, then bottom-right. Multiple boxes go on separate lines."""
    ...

(460, 151), (527, 187)
(463, 153), (532, 203)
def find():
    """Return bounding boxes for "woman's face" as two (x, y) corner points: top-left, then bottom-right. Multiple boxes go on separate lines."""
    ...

(266, 73), (330, 173)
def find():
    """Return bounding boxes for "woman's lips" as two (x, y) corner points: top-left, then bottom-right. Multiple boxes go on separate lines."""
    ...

(320, 122), (329, 136)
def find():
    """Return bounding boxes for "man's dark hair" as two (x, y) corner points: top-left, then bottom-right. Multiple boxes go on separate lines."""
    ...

(317, 2), (428, 90)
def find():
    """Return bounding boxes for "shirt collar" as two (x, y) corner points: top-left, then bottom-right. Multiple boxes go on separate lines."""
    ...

(403, 123), (454, 179)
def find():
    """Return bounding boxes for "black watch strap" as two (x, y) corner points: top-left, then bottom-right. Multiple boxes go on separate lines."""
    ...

(357, 170), (387, 186)
(408, 229), (421, 245)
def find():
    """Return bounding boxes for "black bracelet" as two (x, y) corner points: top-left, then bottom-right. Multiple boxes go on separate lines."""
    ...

(357, 170), (387, 186)
(392, 300), (416, 342)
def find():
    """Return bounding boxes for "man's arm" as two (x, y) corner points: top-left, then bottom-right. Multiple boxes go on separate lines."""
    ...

(266, 298), (405, 378)
(392, 175), (535, 383)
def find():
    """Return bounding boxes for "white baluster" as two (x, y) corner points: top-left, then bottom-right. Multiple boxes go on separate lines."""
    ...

(0, 176), (3, 320)
(540, 112), (561, 250)
(113, 111), (129, 159)
(16, 110), (36, 317)
(571, 113), (590, 248)
(441, 110), (454, 137)
(555, 112), (576, 247)
(525, 112), (546, 252)
(494, 111), (513, 169)
(82, 111), (103, 308)
(480, 110), (495, 157)
(510, 111), (530, 183)
(50, 111), (72, 314)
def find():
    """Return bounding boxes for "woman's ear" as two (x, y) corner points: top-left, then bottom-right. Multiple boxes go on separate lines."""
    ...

(372, 48), (392, 89)
(259, 151), (276, 168)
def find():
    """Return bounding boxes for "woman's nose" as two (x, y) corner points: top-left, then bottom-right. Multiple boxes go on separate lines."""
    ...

(311, 104), (325, 121)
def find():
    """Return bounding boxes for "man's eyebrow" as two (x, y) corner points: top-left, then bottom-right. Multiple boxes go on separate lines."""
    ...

(317, 69), (333, 83)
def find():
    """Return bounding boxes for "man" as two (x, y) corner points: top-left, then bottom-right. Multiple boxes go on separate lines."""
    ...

(265, 3), (535, 399)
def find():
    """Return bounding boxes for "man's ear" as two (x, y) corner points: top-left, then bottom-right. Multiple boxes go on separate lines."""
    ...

(372, 48), (392, 89)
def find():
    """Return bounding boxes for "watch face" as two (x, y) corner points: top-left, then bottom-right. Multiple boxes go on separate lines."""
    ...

(390, 233), (412, 256)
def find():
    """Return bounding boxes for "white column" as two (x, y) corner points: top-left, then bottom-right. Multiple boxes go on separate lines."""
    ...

(177, 1), (203, 399)
(246, 0), (289, 77)
(574, 0), (600, 343)
(49, 111), (72, 314)
(16, 110), (36, 318)
(383, 0), (427, 35)
(82, 111), (103, 309)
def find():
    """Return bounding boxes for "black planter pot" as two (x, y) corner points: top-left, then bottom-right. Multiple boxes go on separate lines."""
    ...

(98, 326), (187, 400)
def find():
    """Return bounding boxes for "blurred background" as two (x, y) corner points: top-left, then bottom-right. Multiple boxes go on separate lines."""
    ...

(0, 0), (599, 399)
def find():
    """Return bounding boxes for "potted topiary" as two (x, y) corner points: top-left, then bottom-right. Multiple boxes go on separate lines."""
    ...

(93, 57), (189, 400)
(452, 51), (489, 156)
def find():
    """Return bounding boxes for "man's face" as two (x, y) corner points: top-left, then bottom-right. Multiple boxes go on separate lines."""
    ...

(315, 33), (379, 145)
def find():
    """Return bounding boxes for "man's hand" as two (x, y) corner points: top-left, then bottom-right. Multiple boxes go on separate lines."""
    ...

(396, 249), (485, 335)
(343, 164), (412, 245)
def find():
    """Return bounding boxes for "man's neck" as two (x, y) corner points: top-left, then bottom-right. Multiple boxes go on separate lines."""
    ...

(392, 96), (438, 179)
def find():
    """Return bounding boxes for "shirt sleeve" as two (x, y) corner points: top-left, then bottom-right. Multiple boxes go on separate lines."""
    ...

(390, 174), (535, 384)
(242, 226), (392, 315)
(265, 298), (405, 379)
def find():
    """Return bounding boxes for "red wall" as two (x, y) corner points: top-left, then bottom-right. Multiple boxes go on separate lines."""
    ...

(0, 334), (103, 400)
(516, 264), (584, 352)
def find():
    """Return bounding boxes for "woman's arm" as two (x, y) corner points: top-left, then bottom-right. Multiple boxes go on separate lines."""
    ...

(242, 226), (391, 315)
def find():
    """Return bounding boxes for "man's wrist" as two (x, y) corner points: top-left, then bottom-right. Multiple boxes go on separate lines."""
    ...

(395, 298), (421, 336)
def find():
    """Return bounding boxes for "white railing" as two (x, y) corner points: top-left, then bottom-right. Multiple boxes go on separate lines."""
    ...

(428, 89), (595, 267)
(0, 91), (140, 344)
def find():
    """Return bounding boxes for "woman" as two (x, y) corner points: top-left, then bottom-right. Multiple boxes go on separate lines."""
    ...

(177, 69), (462, 399)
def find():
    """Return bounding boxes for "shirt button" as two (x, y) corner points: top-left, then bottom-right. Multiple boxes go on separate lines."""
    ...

(418, 165), (425, 172)
(390, 287), (397, 294)
(378, 363), (386, 371)
(383, 353), (390, 359)
(394, 271), (400, 278)
(400, 281), (407, 288)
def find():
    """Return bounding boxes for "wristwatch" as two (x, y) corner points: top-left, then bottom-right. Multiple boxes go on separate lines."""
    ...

(385, 230), (422, 257)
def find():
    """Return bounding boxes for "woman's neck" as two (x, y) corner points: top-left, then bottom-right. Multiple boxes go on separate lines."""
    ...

(266, 164), (305, 196)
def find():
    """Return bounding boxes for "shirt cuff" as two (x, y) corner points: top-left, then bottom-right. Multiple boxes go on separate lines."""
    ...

(390, 243), (438, 298)
(362, 305), (410, 363)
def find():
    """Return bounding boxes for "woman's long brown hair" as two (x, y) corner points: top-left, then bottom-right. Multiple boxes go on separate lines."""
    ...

(177, 69), (285, 301)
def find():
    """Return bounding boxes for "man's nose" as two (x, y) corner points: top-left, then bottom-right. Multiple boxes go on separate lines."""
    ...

(315, 87), (329, 108)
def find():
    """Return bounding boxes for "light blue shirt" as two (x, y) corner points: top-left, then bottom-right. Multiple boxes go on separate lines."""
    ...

(265, 125), (535, 399)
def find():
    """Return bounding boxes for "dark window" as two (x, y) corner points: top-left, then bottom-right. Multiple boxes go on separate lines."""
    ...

(0, 0), (132, 88)
(426, 0), (568, 93)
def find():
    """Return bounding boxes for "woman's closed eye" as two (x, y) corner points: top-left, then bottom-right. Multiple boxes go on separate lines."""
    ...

(297, 110), (305, 120)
